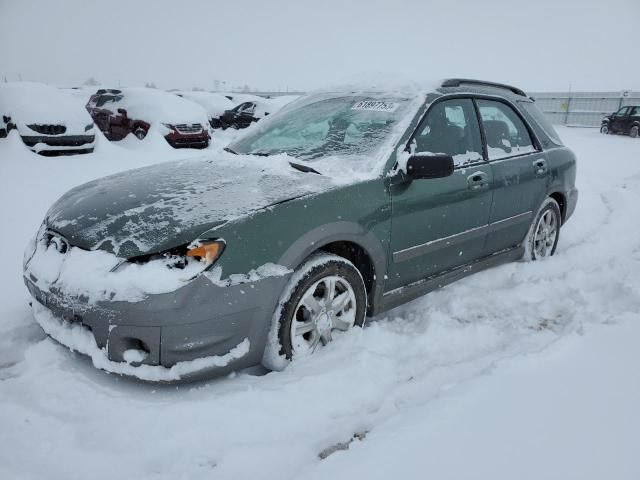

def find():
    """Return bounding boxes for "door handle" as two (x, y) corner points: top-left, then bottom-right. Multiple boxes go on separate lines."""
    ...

(533, 159), (548, 175)
(467, 171), (488, 191)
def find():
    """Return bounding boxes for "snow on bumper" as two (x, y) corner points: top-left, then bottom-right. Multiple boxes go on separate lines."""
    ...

(21, 134), (95, 153)
(33, 302), (250, 382)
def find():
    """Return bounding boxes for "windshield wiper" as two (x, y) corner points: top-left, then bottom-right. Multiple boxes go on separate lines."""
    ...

(289, 162), (322, 175)
(249, 151), (270, 157)
(224, 147), (238, 155)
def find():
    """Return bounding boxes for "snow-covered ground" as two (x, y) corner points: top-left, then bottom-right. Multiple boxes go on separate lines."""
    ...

(0, 127), (639, 480)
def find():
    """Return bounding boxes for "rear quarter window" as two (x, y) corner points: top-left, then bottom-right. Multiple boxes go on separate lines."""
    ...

(519, 101), (563, 146)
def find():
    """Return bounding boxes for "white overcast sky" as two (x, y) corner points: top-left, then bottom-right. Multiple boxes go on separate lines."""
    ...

(1, 0), (638, 92)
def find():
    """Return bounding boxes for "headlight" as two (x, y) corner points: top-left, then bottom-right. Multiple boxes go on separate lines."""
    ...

(186, 240), (225, 268)
(85, 123), (94, 131)
(111, 239), (225, 274)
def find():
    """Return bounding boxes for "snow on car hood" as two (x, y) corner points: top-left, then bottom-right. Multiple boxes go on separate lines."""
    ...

(45, 152), (334, 258)
(0, 81), (93, 132)
(119, 88), (208, 125)
(175, 91), (234, 118)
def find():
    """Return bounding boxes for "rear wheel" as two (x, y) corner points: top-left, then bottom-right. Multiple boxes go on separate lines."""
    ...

(263, 253), (367, 370)
(523, 198), (561, 261)
(630, 125), (639, 138)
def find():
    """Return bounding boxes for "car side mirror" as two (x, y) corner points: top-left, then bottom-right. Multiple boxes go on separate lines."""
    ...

(406, 153), (454, 180)
(2, 115), (10, 124)
(117, 108), (127, 116)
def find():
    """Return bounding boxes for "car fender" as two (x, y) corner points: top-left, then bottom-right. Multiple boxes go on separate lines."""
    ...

(280, 219), (385, 279)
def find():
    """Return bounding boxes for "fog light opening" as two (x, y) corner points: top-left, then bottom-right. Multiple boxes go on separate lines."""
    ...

(122, 338), (150, 365)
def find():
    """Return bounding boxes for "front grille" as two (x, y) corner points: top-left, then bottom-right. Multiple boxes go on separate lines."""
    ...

(27, 124), (67, 135)
(174, 123), (203, 134)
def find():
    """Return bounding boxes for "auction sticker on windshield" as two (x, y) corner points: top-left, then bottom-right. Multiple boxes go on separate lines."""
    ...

(351, 100), (399, 112)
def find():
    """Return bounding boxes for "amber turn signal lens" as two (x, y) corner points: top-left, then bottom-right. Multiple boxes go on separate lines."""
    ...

(186, 242), (223, 265)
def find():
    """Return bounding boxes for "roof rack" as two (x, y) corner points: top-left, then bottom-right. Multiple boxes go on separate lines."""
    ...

(441, 79), (527, 97)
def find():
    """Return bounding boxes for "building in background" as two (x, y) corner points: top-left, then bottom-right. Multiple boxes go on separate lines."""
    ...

(530, 90), (640, 127)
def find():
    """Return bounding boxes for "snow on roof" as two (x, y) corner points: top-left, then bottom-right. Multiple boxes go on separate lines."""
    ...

(313, 72), (445, 96)
(174, 91), (234, 118)
(0, 81), (93, 128)
(117, 88), (209, 125)
(224, 93), (265, 105)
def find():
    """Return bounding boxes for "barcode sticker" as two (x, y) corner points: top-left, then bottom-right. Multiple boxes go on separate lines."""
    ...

(351, 100), (399, 112)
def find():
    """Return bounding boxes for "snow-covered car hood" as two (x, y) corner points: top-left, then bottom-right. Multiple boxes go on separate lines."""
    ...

(0, 81), (94, 134)
(175, 91), (234, 118)
(45, 153), (333, 258)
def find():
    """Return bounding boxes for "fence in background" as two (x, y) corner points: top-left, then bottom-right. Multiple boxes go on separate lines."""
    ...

(529, 91), (640, 127)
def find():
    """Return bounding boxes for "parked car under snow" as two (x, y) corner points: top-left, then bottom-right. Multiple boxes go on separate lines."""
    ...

(174, 91), (234, 130)
(213, 94), (297, 129)
(23, 79), (578, 382)
(86, 88), (211, 149)
(0, 82), (96, 155)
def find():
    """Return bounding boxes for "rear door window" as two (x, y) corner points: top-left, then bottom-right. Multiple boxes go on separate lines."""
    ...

(476, 99), (536, 160)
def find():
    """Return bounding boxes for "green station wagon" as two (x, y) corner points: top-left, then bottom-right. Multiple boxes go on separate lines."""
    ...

(23, 79), (578, 381)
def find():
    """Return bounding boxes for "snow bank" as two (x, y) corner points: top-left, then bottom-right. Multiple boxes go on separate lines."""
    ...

(32, 302), (250, 381)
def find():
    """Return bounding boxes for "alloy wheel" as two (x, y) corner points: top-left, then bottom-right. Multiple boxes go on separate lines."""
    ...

(290, 275), (357, 356)
(533, 209), (558, 258)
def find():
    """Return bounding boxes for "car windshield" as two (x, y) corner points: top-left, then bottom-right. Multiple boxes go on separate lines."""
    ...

(228, 94), (413, 161)
(90, 94), (123, 108)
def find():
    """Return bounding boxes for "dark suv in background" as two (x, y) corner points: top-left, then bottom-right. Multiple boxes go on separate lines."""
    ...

(601, 105), (640, 137)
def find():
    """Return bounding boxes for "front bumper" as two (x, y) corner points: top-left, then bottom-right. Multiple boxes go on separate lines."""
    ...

(21, 134), (95, 154)
(164, 132), (210, 149)
(24, 270), (289, 381)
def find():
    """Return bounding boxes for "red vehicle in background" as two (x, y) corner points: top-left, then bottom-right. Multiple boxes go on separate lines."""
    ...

(87, 89), (149, 140)
(86, 88), (210, 149)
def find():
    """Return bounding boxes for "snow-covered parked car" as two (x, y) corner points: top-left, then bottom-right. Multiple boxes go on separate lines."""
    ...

(174, 91), (234, 129)
(86, 88), (210, 148)
(0, 82), (96, 155)
(213, 94), (297, 129)
(23, 79), (578, 381)
(0, 113), (16, 138)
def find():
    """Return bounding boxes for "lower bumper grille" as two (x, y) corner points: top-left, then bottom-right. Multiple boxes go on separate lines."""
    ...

(27, 124), (67, 135)
(174, 123), (203, 134)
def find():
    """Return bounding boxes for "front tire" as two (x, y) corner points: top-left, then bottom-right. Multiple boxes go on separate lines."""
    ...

(523, 198), (561, 261)
(134, 128), (147, 140)
(263, 253), (367, 370)
(600, 124), (609, 134)
(630, 125), (639, 138)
